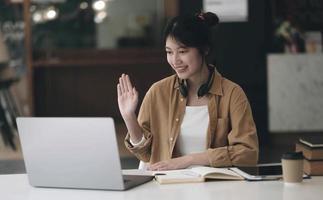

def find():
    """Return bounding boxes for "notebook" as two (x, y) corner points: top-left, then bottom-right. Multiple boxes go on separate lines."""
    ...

(151, 164), (284, 183)
(124, 164), (285, 184)
(152, 166), (243, 184)
(16, 117), (153, 190)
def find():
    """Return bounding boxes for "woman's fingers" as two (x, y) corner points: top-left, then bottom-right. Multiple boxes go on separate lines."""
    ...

(120, 74), (127, 92)
(119, 74), (135, 95)
(117, 74), (138, 115)
(133, 87), (138, 96)
(149, 161), (167, 171)
(117, 84), (121, 96)
(125, 75), (133, 93)
(119, 76), (125, 94)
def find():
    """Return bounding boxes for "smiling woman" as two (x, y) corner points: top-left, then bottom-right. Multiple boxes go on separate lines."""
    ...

(117, 12), (259, 171)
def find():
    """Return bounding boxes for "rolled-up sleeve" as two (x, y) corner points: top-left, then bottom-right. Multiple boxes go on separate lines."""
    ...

(207, 86), (259, 167)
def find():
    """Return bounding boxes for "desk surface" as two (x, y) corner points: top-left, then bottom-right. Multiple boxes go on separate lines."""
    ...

(1, 173), (322, 200)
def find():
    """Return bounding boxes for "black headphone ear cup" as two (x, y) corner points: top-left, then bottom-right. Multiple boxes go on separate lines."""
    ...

(197, 66), (215, 97)
(178, 66), (214, 98)
(197, 83), (208, 97)
(179, 81), (188, 97)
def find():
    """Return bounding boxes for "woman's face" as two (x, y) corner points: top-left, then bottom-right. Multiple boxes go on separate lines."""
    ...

(165, 37), (203, 80)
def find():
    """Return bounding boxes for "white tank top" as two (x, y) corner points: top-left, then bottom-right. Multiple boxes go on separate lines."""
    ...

(177, 105), (209, 155)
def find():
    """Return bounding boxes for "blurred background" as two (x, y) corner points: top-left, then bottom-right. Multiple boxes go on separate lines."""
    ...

(0, 0), (322, 173)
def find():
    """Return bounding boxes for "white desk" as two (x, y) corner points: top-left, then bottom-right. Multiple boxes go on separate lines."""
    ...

(1, 174), (322, 200)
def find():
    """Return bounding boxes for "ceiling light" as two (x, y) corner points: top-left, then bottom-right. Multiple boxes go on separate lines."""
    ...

(92, 0), (106, 11)
(80, 2), (89, 9)
(46, 8), (58, 20)
(32, 11), (43, 23)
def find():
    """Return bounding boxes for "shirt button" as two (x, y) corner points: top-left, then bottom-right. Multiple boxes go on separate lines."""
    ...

(180, 98), (184, 102)
(175, 118), (179, 122)
(170, 137), (173, 141)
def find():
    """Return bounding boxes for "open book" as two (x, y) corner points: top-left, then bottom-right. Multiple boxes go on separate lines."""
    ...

(123, 166), (243, 184)
(122, 164), (290, 184)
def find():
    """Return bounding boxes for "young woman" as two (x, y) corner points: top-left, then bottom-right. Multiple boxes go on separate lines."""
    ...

(117, 12), (258, 171)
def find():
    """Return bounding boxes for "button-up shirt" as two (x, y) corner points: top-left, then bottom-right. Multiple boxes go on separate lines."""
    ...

(124, 71), (259, 167)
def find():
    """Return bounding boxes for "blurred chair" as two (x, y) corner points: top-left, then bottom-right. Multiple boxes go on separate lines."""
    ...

(0, 31), (9, 66)
(0, 30), (20, 150)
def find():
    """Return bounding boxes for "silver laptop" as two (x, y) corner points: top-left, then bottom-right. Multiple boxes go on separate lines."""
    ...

(16, 117), (153, 190)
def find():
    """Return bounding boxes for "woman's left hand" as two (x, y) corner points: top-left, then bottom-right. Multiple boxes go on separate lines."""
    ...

(147, 156), (192, 171)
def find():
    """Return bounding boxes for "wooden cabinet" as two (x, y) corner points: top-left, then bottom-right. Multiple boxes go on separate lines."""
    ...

(33, 49), (172, 119)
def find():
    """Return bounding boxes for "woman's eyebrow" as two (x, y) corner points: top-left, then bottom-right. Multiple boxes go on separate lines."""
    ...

(165, 46), (187, 50)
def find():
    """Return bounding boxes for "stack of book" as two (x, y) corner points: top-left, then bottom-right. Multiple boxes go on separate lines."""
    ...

(296, 137), (323, 175)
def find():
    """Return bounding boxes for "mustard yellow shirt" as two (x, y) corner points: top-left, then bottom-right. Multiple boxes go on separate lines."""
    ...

(125, 71), (259, 167)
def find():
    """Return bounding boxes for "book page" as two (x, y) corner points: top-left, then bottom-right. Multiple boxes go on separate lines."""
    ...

(191, 166), (243, 180)
(154, 169), (204, 184)
(123, 168), (201, 177)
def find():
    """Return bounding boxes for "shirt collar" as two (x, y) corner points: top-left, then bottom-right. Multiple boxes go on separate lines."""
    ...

(173, 70), (223, 96)
(209, 71), (223, 96)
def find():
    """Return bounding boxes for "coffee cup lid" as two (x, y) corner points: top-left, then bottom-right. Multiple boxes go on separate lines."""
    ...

(282, 152), (303, 160)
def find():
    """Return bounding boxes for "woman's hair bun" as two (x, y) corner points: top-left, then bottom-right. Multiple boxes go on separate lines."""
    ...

(197, 12), (219, 27)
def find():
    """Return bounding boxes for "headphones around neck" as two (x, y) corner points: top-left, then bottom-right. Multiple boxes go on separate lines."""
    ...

(178, 65), (215, 98)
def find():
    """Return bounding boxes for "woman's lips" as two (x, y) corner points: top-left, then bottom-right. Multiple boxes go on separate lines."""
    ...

(174, 66), (188, 73)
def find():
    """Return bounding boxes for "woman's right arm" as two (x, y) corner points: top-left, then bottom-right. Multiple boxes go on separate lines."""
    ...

(117, 74), (143, 143)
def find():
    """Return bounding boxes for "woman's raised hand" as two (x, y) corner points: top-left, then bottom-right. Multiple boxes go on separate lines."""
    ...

(117, 74), (138, 120)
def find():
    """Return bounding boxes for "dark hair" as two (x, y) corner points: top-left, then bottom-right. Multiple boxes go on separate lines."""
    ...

(163, 12), (219, 55)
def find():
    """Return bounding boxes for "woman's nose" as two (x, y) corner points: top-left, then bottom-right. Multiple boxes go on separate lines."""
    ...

(172, 53), (181, 64)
